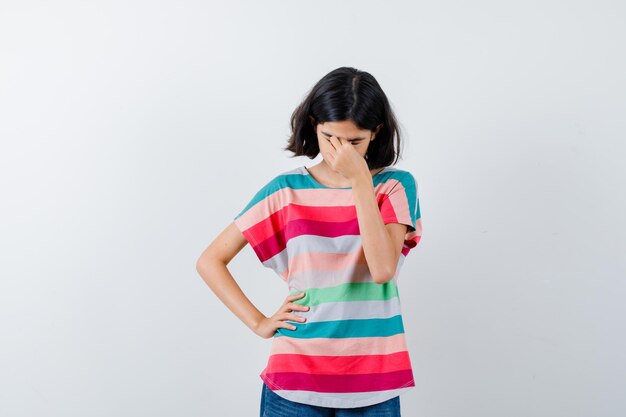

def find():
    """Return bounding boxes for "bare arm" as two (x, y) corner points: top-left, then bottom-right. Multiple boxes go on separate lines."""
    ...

(351, 173), (408, 284)
(195, 222), (308, 338)
(195, 227), (265, 334)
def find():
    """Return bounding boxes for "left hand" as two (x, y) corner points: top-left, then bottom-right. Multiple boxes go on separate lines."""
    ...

(325, 136), (370, 184)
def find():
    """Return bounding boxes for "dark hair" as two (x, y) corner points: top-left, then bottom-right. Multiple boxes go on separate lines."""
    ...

(284, 66), (404, 169)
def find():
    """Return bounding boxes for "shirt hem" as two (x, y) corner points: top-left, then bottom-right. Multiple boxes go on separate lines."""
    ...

(260, 373), (416, 409)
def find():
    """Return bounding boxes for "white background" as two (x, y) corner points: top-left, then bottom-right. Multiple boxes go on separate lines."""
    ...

(1, 1), (624, 416)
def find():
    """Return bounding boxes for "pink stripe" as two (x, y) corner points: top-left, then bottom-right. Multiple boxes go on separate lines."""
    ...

(234, 180), (403, 249)
(235, 183), (399, 233)
(380, 182), (412, 227)
(264, 352), (412, 375)
(284, 217), (359, 240)
(286, 263), (377, 287)
(270, 334), (409, 356)
(287, 250), (365, 277)
(261, 369), (415, 393)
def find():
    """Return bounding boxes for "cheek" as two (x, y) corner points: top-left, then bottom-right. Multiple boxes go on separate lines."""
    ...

(318, 139), (331, 155)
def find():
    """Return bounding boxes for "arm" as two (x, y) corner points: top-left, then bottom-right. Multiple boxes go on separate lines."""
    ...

(195, 223), (266, 334)
(351, 173), (408, 284)
(195, 222), (308, 338)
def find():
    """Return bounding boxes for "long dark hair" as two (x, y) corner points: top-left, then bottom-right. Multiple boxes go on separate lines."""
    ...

(284, 66), (404, 169)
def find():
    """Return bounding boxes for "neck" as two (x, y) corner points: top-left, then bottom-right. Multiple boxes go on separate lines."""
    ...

(308, 161), (381, 187)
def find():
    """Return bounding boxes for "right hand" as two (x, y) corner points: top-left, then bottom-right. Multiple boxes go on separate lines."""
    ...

(253, 292), (310, 339)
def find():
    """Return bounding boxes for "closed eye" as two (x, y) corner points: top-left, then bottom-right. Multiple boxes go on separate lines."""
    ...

(325, 136), (361, 145)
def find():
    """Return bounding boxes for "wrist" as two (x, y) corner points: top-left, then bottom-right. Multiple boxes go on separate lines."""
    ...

(250, 314), (267, 333)
(351, 171), (374, 189)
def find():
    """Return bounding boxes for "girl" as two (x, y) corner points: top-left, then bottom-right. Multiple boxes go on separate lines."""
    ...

(196, 66), (422, 417)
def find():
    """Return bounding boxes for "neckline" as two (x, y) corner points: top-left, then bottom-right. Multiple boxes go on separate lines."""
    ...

(301, 165), (387, 189)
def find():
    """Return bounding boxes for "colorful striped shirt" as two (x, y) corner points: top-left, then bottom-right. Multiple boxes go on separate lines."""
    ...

(233, 165), (422, 408)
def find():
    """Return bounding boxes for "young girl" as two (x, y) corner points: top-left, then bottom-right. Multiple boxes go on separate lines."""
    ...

(196, 66), (422, 417)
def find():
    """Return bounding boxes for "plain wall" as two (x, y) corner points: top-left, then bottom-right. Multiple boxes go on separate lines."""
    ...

(1, 1), (624, 416)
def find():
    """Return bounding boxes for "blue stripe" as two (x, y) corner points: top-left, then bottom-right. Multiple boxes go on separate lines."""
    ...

(274, 314), (405, 339)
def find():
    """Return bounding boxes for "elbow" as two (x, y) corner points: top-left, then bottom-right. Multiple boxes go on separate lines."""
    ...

(196, 252), (214, 275)
(373, 276), (393, 285)
(196, 254), (223, 289)
(196, 245), (220, 274)
(196, 257), (208, 277)
(197, 249), (229, 277)
(372, 267), (396, 285)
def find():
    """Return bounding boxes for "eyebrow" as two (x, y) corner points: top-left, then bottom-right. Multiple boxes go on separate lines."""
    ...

(321, 131), (366, 141)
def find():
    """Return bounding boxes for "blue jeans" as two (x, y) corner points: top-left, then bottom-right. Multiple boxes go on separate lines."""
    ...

(260, 383), (401, 417)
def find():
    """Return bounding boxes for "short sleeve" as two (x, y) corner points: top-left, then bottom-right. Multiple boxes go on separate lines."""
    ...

(379, 171), (422, 250)
(232, 177), (284, 266)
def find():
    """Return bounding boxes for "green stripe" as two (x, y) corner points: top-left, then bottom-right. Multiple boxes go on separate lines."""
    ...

(274, 315), (405, 339)
(289, 282), (399, 307)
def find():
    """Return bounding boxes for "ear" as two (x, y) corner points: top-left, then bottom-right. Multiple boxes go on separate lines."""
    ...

(370, 124), (383, 140)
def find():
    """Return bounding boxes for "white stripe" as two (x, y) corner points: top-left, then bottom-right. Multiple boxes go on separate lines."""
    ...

(287, 298), (403, 324)
(269, 386), (414, 408)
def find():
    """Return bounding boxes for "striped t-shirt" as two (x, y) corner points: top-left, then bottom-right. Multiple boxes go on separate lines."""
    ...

(233, 164), (422, 408)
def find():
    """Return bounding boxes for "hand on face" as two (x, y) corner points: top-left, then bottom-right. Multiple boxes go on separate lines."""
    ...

(323, 135), (371, 183)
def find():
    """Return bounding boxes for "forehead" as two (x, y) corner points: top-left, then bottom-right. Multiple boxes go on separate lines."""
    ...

(318, 120), (369, 140)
